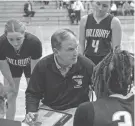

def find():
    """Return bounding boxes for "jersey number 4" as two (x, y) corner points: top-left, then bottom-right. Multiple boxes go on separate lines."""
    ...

(92, 40), (99, 53)
(112, 111), (133, 126)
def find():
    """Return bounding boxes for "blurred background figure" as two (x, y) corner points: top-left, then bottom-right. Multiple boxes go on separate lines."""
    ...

(68, 0), (76, 24)
(23, 0), (35, 24)
(117, 1), (124, 16)
(63, 0), (70, 9)
(110, 1), (117, 16)
(56, 0), (63, 9)
(23, 0), (35, 17)
(129, 0), (134, 16)
(122, 1), (131, 16)
(40, 0), (49, 9)
(73, 0), (84, 25)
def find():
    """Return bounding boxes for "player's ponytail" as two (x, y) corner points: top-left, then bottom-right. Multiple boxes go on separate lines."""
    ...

(4, 19), (26, 35)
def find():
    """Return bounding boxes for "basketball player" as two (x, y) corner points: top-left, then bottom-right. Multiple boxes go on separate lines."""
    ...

(79, 0), (122, 65)
(0, 19), (42, 120)
(73, 47), (134, 126)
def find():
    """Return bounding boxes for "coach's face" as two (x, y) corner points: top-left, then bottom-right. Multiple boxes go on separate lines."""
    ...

(55, 35), (79, 67)
(6, 32), (25, 50)
(93, 1), (110, 17)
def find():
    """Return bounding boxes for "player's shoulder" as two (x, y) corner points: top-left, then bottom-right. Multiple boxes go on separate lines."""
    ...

(81, 15), (88, 21)
(0, 34), (8, 49)
(93, 97), (114, 107)
(25, 32), (41, 44)
(36, 54), (54, 71)
(76, 102), (94, 120)
(80, 15), (88, 26)
(78, 54), (95, 68)
(78, 101), (93, 110)
(80, 13), (93, 27)
(0, 34), (7, 43)
(111, 16), (121, 28)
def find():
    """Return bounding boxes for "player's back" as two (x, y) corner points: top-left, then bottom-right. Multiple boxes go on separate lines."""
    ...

(93, 94), (134, 126)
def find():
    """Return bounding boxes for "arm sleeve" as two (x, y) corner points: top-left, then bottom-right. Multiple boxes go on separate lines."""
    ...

(25, 62), (44, 113)
(73, 102), (94, 126)
(30, 37), (42, 60)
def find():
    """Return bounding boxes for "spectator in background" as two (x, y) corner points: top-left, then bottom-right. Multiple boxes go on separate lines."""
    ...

(56, 0), (63, 9)
(117, 1), (124, 16)
(63, 0), (70, 9)
(68, 1), (76, 24)
(40, 1), (49, 9)
(130, 0), (134, 16)
(110, 1), (117, 16)
(24, 0), (35, 17)
(73, 0), (84, 25)
(123, 1), (131, 16)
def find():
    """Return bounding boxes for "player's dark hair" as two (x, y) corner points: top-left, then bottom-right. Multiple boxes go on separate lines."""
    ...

(51, 28), (76, 50)
(4, 19), (26, 35)
(92, 46), (134, 98)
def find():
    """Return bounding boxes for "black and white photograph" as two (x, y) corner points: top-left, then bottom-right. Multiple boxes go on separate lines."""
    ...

(0, 0), (134, 126)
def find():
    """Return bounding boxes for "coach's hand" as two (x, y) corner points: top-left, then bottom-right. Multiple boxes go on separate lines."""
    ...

(25, 112), (38, 125)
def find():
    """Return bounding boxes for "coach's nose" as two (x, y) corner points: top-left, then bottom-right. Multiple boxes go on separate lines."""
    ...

(99, 5), (103, 11)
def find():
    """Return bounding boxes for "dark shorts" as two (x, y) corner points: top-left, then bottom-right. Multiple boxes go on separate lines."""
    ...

(9, 64), (31, 78)
(85, 55), (105, 65)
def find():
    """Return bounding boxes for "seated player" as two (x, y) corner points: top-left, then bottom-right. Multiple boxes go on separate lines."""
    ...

(73, 46), (134, 126)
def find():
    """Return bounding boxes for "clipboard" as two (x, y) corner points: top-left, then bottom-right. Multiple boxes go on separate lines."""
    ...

(35, 108), (72, 126)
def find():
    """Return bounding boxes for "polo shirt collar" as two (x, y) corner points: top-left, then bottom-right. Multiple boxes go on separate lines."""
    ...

(54, 55), (72, 70)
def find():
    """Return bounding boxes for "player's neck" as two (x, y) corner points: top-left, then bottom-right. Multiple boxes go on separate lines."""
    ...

(13, 44), (23, 56)
(13, 44), (23, 51)
(55, 55), (72, 69)
(93, 12), (108, 24)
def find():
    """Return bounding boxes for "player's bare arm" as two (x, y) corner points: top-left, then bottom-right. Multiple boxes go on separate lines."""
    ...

(31, 59), (40, 74)
(0, 60), (15, 92)
(111, 17), (122, 49)
(79, 15), (88, 55)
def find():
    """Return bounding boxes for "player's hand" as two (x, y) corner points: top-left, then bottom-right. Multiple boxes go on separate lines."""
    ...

(25, 112), (38, 124)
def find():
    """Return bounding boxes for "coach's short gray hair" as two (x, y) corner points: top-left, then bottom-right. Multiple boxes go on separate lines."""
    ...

(51, 29), (76, 50)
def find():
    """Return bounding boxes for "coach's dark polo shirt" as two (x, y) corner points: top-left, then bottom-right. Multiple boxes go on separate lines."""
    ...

(26, 54), (95, 113)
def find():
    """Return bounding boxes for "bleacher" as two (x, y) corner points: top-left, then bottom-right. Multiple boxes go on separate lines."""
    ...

(0, 1), (134, 26)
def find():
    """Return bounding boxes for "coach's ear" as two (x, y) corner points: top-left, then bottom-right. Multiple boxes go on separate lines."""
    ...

(53, 48), (59, 55)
